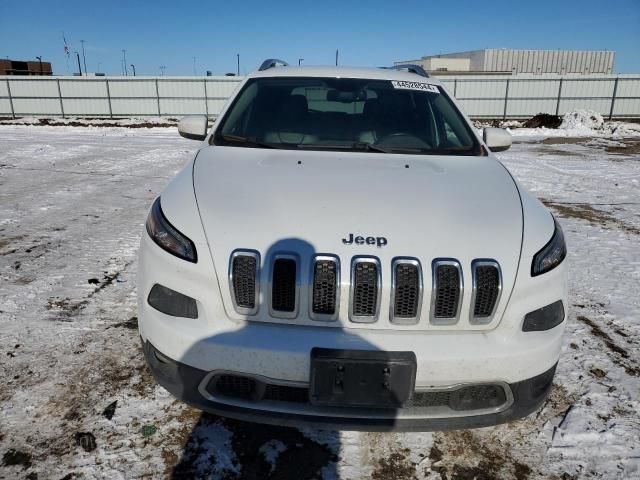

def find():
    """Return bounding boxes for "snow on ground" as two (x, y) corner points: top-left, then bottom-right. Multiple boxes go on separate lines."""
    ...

(0, 125), (639, 479)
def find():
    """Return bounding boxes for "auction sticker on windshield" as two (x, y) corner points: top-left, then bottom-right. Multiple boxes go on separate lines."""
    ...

(391, 80), (439, 93)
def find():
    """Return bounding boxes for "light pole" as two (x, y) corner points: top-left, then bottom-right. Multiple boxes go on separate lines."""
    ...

(122, 50), (128, 76)
(159, 65), (166, 76)
(130, 64), (136, 76)
(80, 40), (87, 75)
(237, 54), (240, 76)
(36, 56), (43, 74)
(193, 56), (197, 75)
(298, 58), (304, 66)
(75, 52), (82, 75)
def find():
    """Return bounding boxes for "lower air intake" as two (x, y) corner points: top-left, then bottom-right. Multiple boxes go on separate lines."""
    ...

(271, 257), (297, 314)
(214, 374), (257, 400)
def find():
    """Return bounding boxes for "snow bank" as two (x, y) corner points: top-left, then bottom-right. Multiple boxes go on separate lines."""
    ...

(509, 110), (640, 138)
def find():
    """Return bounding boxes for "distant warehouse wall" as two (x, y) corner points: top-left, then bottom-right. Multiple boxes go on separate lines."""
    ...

(1, 74), (639, 120)
(397, 49), (615, 75)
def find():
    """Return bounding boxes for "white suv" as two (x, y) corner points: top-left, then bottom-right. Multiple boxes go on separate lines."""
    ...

(138, 60), (567, 431)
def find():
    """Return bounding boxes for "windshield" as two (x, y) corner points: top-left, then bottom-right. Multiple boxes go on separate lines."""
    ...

(213, 77), (483, 155)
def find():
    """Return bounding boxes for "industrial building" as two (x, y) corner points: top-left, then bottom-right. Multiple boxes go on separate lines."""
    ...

(395, 49), (615, 75)
(0, 59), (52, 75)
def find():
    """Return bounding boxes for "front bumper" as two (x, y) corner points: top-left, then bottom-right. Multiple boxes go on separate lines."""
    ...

(143, 339), (557, 432)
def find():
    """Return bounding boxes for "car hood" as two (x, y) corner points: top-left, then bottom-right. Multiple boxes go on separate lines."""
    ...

(193, 145), (523, 327)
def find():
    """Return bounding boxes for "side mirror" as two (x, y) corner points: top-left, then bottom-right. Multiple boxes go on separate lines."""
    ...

(178, 115), (208, 141)
(483, 127), (512, 152)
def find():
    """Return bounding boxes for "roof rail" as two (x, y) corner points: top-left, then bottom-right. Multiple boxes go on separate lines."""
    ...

(385, 64), (429, 78)
(259, 58), (289, 71)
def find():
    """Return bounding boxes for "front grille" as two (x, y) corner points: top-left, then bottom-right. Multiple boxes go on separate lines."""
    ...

(311, 258), (338, 317)
(351, 259), (380, 320)
(230, 252), (259, 314)
(392, 261), (421, 321)
(472, 262), (501, 319)
(271, 257), (297, 313)
(432, 260), (462, 321)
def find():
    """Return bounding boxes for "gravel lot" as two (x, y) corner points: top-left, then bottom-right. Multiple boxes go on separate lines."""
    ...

(0, 125), (638, 479)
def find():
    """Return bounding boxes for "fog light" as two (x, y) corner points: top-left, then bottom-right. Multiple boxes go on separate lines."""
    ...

(449, 385), (506, 411)
(522, 300), (564, 332)
(147, 284), (198, 319)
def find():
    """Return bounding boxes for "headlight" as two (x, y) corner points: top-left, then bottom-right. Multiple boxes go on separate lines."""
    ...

(531, 217), (566, 276)
(145, 197), (197, 262)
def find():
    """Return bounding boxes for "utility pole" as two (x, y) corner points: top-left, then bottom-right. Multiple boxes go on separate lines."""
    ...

(130, 64), (136, 76)
(298, 58), (304, 66)
(80, 40), (87, 75)
(36, 56), (43, 74)
(159, 65), (166, 76)
(122, 50), (128, 76)
(335, 49), (339, 66)
(75, 52), (82, 75)
(237, 54), (240, 76)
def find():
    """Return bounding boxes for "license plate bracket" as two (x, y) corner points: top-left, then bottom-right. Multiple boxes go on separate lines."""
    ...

(309, 348), (416, 408)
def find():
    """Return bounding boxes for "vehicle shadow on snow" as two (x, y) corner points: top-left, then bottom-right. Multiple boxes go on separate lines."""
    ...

(166, 238), (402, 479)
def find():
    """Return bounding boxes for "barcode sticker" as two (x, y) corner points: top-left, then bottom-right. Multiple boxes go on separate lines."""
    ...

(391, 81), (439, 93)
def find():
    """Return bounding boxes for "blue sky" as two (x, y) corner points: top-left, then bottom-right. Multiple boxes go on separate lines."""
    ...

(1, 0), (639, 75)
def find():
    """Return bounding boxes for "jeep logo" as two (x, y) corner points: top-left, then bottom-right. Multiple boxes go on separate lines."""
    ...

(342, 233), (388, 248)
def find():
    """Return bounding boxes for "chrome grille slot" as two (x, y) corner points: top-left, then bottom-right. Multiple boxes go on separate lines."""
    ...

(310, 256), (339, 321)
(431, 259), (463, 324)
(350, 257), (381, 322)
(391, 258), (423, 324)
(470, 260), (502, 323)
(270, 255), (299, 318)
(229, 250), (260, 315)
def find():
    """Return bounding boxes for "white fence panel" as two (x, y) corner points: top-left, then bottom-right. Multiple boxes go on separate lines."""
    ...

(108, 80), (156, 98)
(9, 79), (59, 97)
(616, 78), (640, 97)
(111, 98), (158, 116)
(63, 99), (110, 116)
(0, 98), (12, 114)
(12, 98), (60, 115)
(158, 80), (205, 98)
(0, 75), (638, 119)
(559, 98), (612, 115)
(60, 80), (107, 98)
(562, 79), (614, 98)
(614, 98), (640, 116)
(507, 99), (558, 117)
(160, 99), (206, 116)
(456, 79), (507, 99)
(508, 79), (560, 98)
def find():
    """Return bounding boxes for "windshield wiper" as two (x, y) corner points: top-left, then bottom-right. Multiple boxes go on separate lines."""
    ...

(294, 142), (395, 153)
(217, 134), (276, 149)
